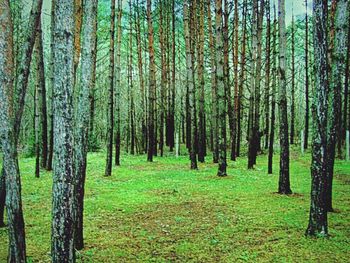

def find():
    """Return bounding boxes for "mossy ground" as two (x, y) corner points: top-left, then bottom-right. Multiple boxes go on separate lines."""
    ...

(0, 148), (349, 262)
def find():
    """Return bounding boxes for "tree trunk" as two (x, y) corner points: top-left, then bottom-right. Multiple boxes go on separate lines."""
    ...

(277, 0), (292, 195)
(197, 0), (206, 163)
(304, 0), (310, 150)
(115, 0), (122, 165)
(105, 0), (115, 176)
(35, 22), (48, 168)
(268, 4), (277, 175)
(34, 48), (40, 178)
(0, 2), (27, 260)
(159, 0), (166, 157)
(305, 0), (329, 237)
(74, 0), (98, 250)
(207, 0), (218, 163)
(231, 0), (239, 161)
(216, 0), (227, 176)
(147, 0), (156, 162)
(290, 14), (295, 145)
(184, 0), (197, 169)
(264, 1), (271, 150)
(51, 0), (76, 261)
(325, 0), (349, 212)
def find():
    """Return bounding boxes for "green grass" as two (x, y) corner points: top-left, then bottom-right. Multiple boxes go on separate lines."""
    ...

(0, 148), (349, 262)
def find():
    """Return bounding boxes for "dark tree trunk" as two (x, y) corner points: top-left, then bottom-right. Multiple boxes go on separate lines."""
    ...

(277, 0), (292, 195)
(325, 0), (349, 212)
(35, 22), (48, 168)
(159, 0), (166, 157)
(197, 0), (206, 163)
(34, 53), (40, 178)
(264, 0), (271, 150)
(207, 0), (218, 163)
(105, 0), (115, 176)
(147, 0), (156, 162)
(305, 0), (329, 237)
(115, 0), (122, 165)
(184, 0), (197, 169)
(216, 0), (227, 176)
(304, 0), (310, 150)
(73, 0), (98, 250)
(231, 0), (239, 161)
(268, 4), (277, 175)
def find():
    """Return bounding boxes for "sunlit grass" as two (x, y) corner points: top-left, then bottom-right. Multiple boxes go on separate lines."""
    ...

(0, 148), (349, 262)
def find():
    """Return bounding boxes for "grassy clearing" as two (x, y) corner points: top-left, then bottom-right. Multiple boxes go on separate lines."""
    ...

(0, 149), (349, 262)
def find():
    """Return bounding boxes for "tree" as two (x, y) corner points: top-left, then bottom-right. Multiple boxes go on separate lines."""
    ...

(304, 0), (310, 150)
(264, 0), (271, 150)
(115, 0), (123, 165)
(105, 0), (115, 176)
(290, 13), (296, 145)
(184, 0), (197, 169)
(74, 0), (98, 250)
(51, 0), (76, 260)
(268, 2), (277, 175)
(207, 0), (218, 163)
(277, 0), (292, 194)
(325, 0), (349, 212)
(0, 1), (27, 261)
(305, 0), (329, 237)
(147, 0), (156, 162)
(216, 0), (227, 176)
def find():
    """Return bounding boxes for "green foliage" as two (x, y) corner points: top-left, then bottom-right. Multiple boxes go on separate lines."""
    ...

(0, 151), (349, 262)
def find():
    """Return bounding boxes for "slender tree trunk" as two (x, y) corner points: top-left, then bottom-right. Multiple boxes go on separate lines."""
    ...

(237, 0), (247, 157)
(169, 0), (176, 152)
(207, 0), (218, 163)
(306, 0), (329, 237)
(325, 0), (349, 212)
(216, 0), (227, 176)
(74, 0), (98, 250)
(231, 0), (239, 161)
(277, 0), (292, 195)
(129, 0), (136, 155)
(159, 0), (166, 157)
(197, 0), (206, 163)
(147, 0), (156, 162)
(35, 22), (48, 168)
(34, 48), (40, 178)
(264, 0), (271, 150)
(304, 0), (310, 150)
(248, 0), (258, 169)
(115, 0), (122, 165)
(47, 0), (55, 171)
(184, 0), (197, 169)
(0, 2), (27, 261)
(51, 0), (76, 261)
(290, 14), (295, 145)
(105, 0), (115, 176)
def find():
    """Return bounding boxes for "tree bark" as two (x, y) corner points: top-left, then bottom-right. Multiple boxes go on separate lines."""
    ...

(74, 0), (98, 250)
(290, 14), (295, 145)
(264, 0), (271, 150)
(305, 0), (329, 237)
(51, 0), (76, 261)
(277, 0), (292, 195)
(304, 0), (310, 150)
(105, 0), (115, 176)
(216, 0), (227, 176)
(0, 1), (27, 261)
(147, 0), (156, 162)
(325, 0), (349, 212)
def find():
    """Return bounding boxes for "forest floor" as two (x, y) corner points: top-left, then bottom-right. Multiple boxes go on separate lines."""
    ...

(0, 148), (350, 262)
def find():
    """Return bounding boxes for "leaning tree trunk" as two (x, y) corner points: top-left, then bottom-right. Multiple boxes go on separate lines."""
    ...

(105, 0), (115, 176)
(216, 0), (227, 176)
(305, 0), (329, 237)
(325, 0), (349, 212)
(277, 0), (292, 195)
(0, 1), (27, 261)
(51, 0), (76, 261)
(74, 0), (98, 250)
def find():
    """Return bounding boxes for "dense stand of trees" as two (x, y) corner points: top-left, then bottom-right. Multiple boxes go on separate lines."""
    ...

(0, 0), (349, 260)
